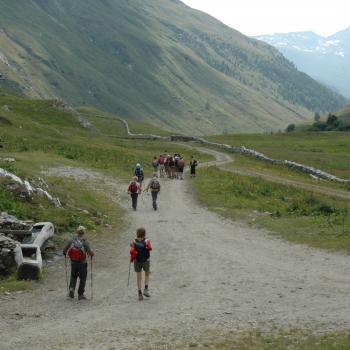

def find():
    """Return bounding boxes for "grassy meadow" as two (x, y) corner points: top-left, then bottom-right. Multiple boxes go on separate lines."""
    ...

(207, 132), (350, 180)
(194, 166), (350, 253)
(168, 329), (350, 350)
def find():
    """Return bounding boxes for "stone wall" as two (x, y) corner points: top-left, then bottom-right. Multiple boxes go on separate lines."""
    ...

(119, 118), (350, 184)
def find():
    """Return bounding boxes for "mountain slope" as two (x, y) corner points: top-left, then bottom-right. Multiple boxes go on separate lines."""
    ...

(336, 105), (350, 122)
(256, 28), (350, 98)
(0, 0), (346, 134)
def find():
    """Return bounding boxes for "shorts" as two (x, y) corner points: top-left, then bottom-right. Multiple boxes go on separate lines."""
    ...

(134, 260), (150, 273)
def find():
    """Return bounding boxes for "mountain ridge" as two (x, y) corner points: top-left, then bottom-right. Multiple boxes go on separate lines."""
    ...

(0, 0), (346, 134)
(256, 27), (350, 98)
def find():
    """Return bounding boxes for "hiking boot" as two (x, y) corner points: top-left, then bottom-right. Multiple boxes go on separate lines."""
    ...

(69, 289), (74, 299)
(143, 289), (150, 298)
(138, 293), (144, 301)
(78, 294), (87, 300)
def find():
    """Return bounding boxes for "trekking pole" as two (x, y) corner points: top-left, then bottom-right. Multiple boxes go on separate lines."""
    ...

(127, 261), (131, 287)
(90, 256), (93, 300)
(64, 255), (69, 295)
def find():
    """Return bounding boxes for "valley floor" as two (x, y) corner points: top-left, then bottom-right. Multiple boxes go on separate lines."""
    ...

(1, 150), (350, 349)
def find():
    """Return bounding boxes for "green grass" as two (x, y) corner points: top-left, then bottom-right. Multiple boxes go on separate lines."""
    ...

(0, 274), (35, 294)
(169, 329), (350, 350)
(222, 154), (350, 192)
(207, 132), (350, 179)
(194, 167), (350, 253)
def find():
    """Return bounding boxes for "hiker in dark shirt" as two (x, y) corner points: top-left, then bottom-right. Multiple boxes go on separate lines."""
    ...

(145, 173), (161, 210)
(130, 227), (152, 301)
(63, 226), (94, 300)
(190, 156), (198, 178)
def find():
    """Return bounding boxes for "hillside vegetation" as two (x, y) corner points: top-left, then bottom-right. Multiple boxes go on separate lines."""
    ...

(0, 0), (346, 134)
(0, 90), (207, 234)
(336, 105), (350, 121)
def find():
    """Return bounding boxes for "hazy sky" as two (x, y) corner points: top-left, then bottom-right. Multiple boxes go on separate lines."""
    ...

(181, 0), (350, 37)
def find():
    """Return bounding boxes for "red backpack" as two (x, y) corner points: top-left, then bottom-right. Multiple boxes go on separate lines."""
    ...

(129, 181), (138, 193)
(68, 237), (86, 262)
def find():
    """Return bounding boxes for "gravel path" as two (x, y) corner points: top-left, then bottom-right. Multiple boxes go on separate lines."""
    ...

(1, 150), (350, 349)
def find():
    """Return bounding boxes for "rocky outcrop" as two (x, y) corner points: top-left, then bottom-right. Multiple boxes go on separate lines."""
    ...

(0, 233), (19, 276)
(0, 168), (61, 206)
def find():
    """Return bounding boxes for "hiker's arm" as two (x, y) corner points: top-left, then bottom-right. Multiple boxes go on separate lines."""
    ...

(62, 239), (72, 256)
(84, 241), (95, 257)
(145, 239), (152, 251)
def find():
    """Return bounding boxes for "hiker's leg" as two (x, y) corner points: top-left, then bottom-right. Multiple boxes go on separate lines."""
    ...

(136, 272), (142, 290)
(131, 193), (138, 210)
(144, 271), (150, 287)
(69, 263), (79, 291)
(151, 191), (157, 210)
(77, 263), (88, 296)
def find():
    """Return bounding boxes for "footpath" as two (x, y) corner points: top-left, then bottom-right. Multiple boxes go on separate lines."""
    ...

(1, 150), (350, 349)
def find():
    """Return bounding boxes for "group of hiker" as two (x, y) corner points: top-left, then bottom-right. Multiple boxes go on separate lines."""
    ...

(63, 152), (199, 301)
(127, 153), (199, 211)
(153, 153), (199, 180)
(63, 225), (151, 301)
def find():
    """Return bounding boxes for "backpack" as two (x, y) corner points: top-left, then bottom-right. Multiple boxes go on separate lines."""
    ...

(135, 167), (143, 177)
(178, 159), (185, 168)
(152, 160), (159, 168)
(150, 179), (160, 191)
(129, 181), (138, 194)
(134, 240), (150, 263)
(68, 237), (86, 262)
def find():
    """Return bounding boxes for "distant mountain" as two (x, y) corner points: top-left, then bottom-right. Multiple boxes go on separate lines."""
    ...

(256, 27), (350, 98)
(0, 0), (346, 134)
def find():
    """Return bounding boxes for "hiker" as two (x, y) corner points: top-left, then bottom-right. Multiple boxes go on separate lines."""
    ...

(190, 156), (198, 178)
(63, 226), (94, 300)
(168, 155), (175, 178)
(128, 176), (141, 210)
(164, 155), (171, 178)
(152, 156), (159, 175)
(134, 163), (144, 188)
(158, 154), (166, 178)
(174, 154), (180, 179)
(177, 157), (185, 180)
(145, 173), (161, 210)
(130, 227), (153, 301)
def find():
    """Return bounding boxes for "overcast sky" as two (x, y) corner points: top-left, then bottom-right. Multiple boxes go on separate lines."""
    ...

(181, 0), (350, 37)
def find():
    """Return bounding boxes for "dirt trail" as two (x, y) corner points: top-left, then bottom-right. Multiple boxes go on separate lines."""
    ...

(1, 150), (350, 349)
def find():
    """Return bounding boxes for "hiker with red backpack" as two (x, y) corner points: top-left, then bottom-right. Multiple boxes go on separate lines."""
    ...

(145, 173), (161, 210)
(128, 176), (141, 210)
(130, 227), (152, 301)
(63, 225), (94, 300)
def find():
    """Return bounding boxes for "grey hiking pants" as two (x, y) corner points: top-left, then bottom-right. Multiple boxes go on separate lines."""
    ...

(70, 262), (87, 296)
(151, 191), (158, 210)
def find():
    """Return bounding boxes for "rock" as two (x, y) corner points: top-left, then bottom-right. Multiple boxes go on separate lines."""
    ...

(2, 105), (10, 112)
